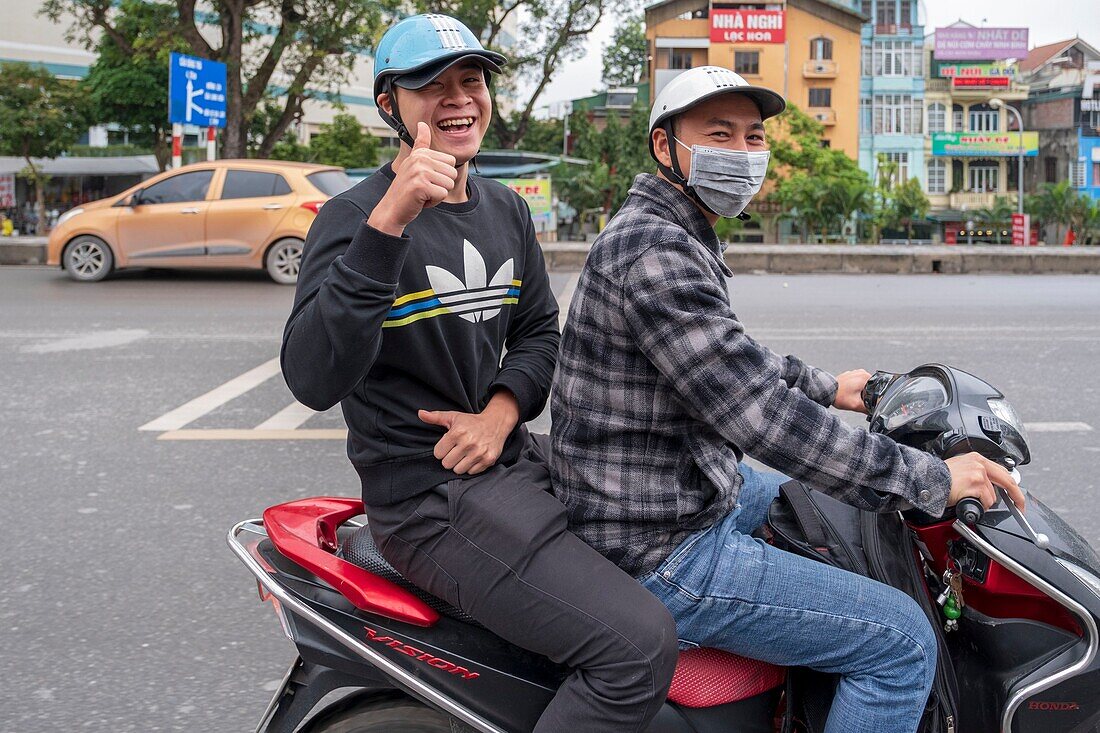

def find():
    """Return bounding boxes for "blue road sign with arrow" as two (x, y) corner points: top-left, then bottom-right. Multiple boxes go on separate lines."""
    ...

(168, 52), (227, 128)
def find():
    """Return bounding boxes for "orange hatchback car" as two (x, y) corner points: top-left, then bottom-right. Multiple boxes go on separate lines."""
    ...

(47, 160), (353, 284)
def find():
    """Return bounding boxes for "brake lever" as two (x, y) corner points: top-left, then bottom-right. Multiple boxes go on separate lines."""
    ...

(998, 469), (1048, 549)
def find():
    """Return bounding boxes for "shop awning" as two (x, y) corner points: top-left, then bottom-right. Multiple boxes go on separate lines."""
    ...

(0, 156), (160, 176)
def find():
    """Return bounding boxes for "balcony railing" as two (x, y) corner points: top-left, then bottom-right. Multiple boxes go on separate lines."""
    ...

(875, 23), (914, 35)
(802, 59), (838, 78)
(949, 191), (1019, 209)
(807, 107), (837, 126)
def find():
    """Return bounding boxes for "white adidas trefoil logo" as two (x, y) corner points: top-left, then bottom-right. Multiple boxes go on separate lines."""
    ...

(425, 239), (514, 323)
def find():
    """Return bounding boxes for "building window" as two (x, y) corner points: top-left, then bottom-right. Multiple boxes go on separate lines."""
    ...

(1045, 157), (1058, 183)
(927, 103), (946, 133)
(809, 88), (832, 108)
(1087, 110), (1100, 130)
(881, 152), (909, 184)
(873, 94), (922, 134)
(860, 98), (871, 133)
(871, 40), (920, 76)
(969, 104), (999, 132)
(952, 104), (965, 132)
(1070, 160), (1087, 188)
(810, 37), (833, 61)
(969, 162), (999, 192)
(734, 51), (760, 75)
(668, 49), (692, 70)
(927, 159), (946, 193)
(1093, 162), (1100, 187)
(861, 0), (872, 20)
(952, 160), (964, 190)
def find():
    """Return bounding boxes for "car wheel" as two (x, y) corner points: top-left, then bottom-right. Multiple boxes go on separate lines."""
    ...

(304, 696), (451, 733)
(265, 238), (304, 285)
(63, 236), (114, 282)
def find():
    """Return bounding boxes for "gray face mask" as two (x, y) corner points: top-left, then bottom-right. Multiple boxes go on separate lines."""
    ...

(675, 138), (770, 218)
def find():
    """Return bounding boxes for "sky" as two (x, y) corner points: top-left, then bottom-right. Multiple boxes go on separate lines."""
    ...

(532, 0), (1100, 112)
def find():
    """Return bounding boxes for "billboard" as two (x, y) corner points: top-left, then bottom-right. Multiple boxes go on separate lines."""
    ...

(932, 132), (1039, 157)
(500, 178), (553, 233)
(934, 27), (1028, 60)
(168, 52), (227, 128)
(710, 9), (785, 44)
(952, 76), (1010, 88)
(938, 63), (1014, 78)
(0, 174), (14, 208)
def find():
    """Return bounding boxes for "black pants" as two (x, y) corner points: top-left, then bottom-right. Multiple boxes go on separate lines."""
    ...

(366, 433), (678, 733)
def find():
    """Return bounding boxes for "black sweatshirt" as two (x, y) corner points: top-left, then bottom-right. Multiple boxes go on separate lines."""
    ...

(281, 164), (559, 506)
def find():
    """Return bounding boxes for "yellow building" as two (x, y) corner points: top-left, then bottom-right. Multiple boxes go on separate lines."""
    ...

(645, 0), (864, 158)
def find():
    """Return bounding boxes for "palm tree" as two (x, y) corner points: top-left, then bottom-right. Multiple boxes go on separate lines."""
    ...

(1026, 181), (1078, 244)
(974, 196), (1015, 244)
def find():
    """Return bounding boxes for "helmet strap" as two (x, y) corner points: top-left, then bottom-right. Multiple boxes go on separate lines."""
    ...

(655, 120), (751, 222)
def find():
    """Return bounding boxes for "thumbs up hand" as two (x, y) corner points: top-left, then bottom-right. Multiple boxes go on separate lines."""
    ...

(369, 121), (459, 236)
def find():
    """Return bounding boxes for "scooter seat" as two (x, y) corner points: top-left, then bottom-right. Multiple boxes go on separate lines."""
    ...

(341, 524), (483, 627)
(343, 526), (786, 707)
(667, 647), (786, 708)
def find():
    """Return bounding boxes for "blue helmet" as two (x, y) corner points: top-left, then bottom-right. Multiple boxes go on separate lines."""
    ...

(373, 14), (507, 145)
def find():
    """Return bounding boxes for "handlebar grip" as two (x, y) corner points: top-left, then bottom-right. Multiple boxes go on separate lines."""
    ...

(956, 497), (984, 525)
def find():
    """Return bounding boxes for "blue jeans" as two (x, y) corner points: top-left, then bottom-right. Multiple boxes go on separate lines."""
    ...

(640, 464), (937, 733)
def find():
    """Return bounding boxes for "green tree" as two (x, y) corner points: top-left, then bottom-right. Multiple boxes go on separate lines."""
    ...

(420, 0), (631, 149)
(973, 195), (1015, 244)
(80, 0), (189, 171)
(0, 62), (87, 234)
(769, 104), (871, 242)
(555, 101), (651, 218)
(307, 114), (379, 168)
(602, 16), (646, 86)
(1026, 180), (1078, 245)
(43, 0), (396, 158)
(885, 177), (930, 244)
(1068, 192), (1100, 245)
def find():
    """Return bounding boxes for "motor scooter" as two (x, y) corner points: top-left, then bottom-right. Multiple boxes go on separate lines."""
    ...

(228, 364), (1100, 732)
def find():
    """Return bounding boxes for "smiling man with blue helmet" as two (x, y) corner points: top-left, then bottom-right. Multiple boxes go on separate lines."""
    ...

(281, 13), (678, 732)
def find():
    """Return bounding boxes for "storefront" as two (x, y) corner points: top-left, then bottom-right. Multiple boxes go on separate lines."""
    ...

(0, 156), (159, 234)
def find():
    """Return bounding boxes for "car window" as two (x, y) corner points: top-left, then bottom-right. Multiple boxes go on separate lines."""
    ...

(140, 171), (214, 205)
(221, 170), (292, 200)
(306, 170), (354, 196)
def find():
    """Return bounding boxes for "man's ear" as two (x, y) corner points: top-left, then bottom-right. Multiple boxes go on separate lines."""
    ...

(377, 92), (393, 116)
(652, 127), (673, 168)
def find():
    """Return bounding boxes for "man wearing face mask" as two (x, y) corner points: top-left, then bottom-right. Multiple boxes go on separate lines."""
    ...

(551, 66), (1021, 732)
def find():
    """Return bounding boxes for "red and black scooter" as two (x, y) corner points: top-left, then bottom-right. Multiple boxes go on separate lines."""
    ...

(229, 364), (1100, 732)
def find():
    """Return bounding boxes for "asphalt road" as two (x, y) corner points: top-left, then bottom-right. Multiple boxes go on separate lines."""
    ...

(2, 266), (1099, 732)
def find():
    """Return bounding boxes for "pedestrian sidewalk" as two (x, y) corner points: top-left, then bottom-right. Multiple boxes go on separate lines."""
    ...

(0, 236), (47, 266)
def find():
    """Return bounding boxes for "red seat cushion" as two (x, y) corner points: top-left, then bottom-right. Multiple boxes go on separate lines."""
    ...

(667, 648), (786, 708)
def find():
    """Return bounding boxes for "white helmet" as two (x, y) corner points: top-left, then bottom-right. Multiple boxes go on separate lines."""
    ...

(648, 66), (785, 160)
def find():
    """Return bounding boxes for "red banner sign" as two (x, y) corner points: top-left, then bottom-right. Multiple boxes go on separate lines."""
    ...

(1011, 213), (1030, 246)
(952, 76), (1010, 88)
(710, 9), (786, 44)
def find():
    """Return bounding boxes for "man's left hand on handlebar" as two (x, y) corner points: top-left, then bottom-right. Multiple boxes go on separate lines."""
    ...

(834, 369), (872, 414)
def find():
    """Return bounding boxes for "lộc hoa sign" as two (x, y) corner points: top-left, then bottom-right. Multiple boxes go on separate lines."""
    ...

(710, 9), (785, 43)
(932, 132), (1039, 157)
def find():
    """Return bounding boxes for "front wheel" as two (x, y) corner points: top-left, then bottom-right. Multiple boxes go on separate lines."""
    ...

(63, 236), (114, 282)
(265, 238), (303, 285)
(305, 696), (451, 733)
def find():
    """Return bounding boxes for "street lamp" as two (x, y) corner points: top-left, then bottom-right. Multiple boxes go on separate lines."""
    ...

(988, 97), (1024, 215)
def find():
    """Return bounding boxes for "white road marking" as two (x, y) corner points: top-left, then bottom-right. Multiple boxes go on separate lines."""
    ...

(1024, 422), (1093, 433)
(139, 357), (282, 432)
(557, 273), (581, 330)
(21, 329), (148, 354)
(158, 429), (346, 441)
(255, 401), (318, 431)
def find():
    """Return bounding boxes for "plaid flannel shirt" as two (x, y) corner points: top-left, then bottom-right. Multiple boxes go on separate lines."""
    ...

(550, 174), (952, 577)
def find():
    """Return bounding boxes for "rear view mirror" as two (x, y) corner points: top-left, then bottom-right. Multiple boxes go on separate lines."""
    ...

(129, 189), (144, 206)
